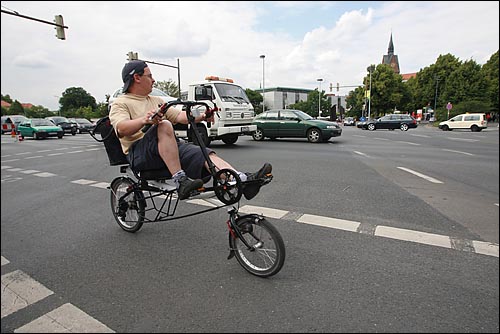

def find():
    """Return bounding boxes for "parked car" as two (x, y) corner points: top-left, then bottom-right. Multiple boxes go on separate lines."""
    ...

(343, 117), (355, 126)
(17, 118), (64, 139)
(362, 114), (417, 131)
(68, 118), (95, 133)
(1, 115), (29, 134)
(252, 109), (342, 143)
(108, 87), (176, 111)
(45, 116), (78, 135)
(438, 113), (488, 132)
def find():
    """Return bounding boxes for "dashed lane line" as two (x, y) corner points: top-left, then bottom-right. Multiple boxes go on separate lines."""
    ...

(2, 167), (499, 258)
(397, 166), (443, 184)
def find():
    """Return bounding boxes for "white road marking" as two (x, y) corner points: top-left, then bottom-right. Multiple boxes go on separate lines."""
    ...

(447, 137), (478, 142)
(396, 141), (420, 146)
(375, 226), (451, 248)
(397, 167), (443, 184)
(297, 214), (360, 232)
(1, 270), (54, 318)
(353, 151), (370, 157)
(15, 303), (115, 333)
(239, 205), (289, 219)
(441, 148), (474, 156)
(34, 172), (57, 177)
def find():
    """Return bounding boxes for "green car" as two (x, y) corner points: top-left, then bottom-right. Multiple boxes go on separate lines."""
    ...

(252, 109), (342, 143)
(18, 118), (64, 139)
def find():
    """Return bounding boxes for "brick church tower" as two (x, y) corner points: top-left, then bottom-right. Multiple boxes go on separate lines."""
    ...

(382, 33), (400, 74)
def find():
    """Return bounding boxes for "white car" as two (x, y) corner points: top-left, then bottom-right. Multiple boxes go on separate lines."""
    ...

(343, 117), (355, 126)
(108, 87), (176, 111)
(438, 113), (488, 132)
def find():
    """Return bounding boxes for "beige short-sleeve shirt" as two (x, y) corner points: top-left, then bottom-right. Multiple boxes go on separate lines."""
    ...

(109, 94), (180, 154)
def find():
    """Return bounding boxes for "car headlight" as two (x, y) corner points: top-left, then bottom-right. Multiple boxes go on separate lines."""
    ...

(326, 125), (339, 129)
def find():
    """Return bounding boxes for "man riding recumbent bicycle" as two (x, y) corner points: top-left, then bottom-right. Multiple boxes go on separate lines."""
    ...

(91, 98), (285, 278)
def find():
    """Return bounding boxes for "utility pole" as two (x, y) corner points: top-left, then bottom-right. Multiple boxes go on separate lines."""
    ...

(317, 78), (323, 118)
(127, 51), (181, 98)
(434, 76), (440, 114)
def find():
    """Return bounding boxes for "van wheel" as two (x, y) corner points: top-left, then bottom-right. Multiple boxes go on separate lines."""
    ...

(471, 125), (479, 132)
(221, 134), (238, 145)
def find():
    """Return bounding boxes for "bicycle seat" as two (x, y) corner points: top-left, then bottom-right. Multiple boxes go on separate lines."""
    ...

(137, 168), (172, 181)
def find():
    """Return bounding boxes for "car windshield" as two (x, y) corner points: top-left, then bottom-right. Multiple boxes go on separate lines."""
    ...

(292, 110), (313, 121)
(9, 116), (28, 123)
(32, 119), (55, 126)
(75, 118), (92, 124)
(214, 83), (250, 104)
(50, 117), (70, 123)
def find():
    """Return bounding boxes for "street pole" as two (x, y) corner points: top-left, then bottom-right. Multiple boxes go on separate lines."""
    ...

(317, 78), (323, 118)
(434, 76), (440, 117)
(367, 65), (374, 120)
(260, 55), (265, 111)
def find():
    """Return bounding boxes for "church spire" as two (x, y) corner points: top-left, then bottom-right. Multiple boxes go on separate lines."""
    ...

(388, 33), (394, 55)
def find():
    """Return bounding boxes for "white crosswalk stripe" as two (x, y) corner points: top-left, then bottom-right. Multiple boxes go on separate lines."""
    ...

(1, 256), (114, 333)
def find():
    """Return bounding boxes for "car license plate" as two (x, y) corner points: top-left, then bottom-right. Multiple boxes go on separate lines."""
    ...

(241, 126), (249, 132)
(49, 132), (57, 135)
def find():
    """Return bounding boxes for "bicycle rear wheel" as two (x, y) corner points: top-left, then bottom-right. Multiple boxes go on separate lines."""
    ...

(229, 215), (285, 277)
(110, 177), (145, 232)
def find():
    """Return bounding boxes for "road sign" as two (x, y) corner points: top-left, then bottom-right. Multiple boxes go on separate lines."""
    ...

(446, 102), (453, 110)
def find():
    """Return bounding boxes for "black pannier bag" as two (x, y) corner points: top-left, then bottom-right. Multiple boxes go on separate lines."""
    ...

(89, 116), (128, 166)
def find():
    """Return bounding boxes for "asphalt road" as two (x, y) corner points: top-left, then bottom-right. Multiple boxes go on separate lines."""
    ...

(1, 124), (498, 333)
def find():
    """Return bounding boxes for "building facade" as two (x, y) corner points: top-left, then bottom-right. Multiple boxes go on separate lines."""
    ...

(261, 87), (312, 110)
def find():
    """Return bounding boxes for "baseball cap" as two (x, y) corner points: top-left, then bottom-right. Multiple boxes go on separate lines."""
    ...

(121, 60), (148, 93)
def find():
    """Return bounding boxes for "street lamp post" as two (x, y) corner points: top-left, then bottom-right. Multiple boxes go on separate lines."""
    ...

(317, 78), (323, 118)
(53, 95), (61, 116)
(367, 65), (374, 120)
(260, 55), (265, 111)
(434, 76), (440, 116)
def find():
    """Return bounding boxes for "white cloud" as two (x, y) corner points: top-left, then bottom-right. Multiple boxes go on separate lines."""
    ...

(1, 1), (498, 110)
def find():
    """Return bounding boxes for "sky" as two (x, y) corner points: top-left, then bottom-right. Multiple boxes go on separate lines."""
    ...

(1, 1), (499, 111)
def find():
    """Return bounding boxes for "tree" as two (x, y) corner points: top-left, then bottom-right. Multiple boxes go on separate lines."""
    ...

(481, 50), (499, 113)
(9, 100), (24, 115)
(1, 94), (13, 104)
(245, 89), (263, 114)
(345, 86), (366, 119)
(289, 90), (329, 117)
(154, 79), (179, 98)
(362, 64), (408, 116)
(59, 87), (97, 116)
(24, 105), (52, 118)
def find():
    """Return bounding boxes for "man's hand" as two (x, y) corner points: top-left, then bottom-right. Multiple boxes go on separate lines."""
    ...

(146, 108), (164, 125)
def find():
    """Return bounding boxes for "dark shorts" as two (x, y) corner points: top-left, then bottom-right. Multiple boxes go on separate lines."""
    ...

(127, 125), (213, 180)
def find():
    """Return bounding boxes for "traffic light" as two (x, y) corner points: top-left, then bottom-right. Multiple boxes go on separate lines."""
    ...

(127, 52), (138, 60)
(54, 15), (65, 40)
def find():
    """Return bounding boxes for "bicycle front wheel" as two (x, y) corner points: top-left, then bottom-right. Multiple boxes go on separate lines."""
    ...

(110, 177), (145, 233)
(229, 215), (285, 277)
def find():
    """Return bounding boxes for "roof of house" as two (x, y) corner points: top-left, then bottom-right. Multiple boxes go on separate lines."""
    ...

(401, 73), (417, 81)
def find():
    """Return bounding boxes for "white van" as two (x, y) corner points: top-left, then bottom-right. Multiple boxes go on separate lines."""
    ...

(438, 113), (488, 132)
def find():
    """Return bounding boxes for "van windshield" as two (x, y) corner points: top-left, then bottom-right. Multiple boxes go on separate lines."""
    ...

(214, 83), (250, 104)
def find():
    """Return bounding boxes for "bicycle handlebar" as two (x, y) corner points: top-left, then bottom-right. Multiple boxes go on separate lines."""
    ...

(142, 100), (211, 133)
